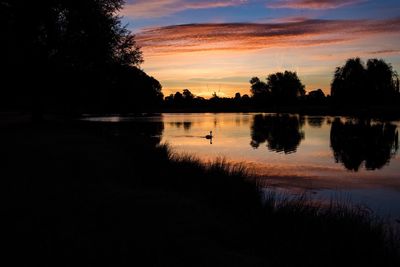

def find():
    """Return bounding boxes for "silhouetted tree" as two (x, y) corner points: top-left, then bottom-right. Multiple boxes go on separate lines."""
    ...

(242, 94), (250, 102)
(174, 92), (184, 105)
(194, 96), (205, 102)
(182, 89), (194, 101)
(308, 89), (325, 102)
(250, 77), (269, 96)
(164, 89), (198, 108)
(110, 66), (163, 113)
(250, 114), (305, 154)
(331, 58), (399, 106)
(208, 92), (220, 105)
(1, 0), (161, 117)
(331, 58), (366, 105)
(234, 92), (241, 101)
(366, 59), (399, 103)
(165, 94), (174, 105)
(267, 71), (305, 103)
(330, 118), (398, 171)
(250, 77), (269, 105)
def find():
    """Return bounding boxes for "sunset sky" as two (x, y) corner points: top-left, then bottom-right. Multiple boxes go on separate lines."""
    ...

(121, 0), (400, 98)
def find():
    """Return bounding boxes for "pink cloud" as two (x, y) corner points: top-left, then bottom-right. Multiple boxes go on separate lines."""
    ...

(267, 0), (365, 9)
(136, 18), (400, 55)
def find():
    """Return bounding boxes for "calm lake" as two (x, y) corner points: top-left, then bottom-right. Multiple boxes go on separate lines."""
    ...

(85, 113), (400, 219)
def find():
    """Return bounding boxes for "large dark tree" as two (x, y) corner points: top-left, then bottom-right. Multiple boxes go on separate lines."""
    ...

(1, 0), (140, 79)
(331, 58), (366, 105)
(331, 58), (399, 106)
(250, 77), (269, 96)
(249, 72), (305, 106)
(267, 71), (305, 103)
(249, 77), (269, 106)
(106, 65), (163, 113)
(366, 59), (399, 103)
(1, 0), (160, 116)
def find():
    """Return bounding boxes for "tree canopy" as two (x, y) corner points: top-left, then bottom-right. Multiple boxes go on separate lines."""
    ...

(331, 58), (399, 105)
(250, 71), (305, 106)
(250, 77), (269, 97)
(267, 71), (306, 102)
(1, 0), (141, 71)
(0, 0), (162, 115)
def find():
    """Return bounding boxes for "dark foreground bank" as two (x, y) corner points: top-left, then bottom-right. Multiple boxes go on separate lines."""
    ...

(2, 117), (399, 267)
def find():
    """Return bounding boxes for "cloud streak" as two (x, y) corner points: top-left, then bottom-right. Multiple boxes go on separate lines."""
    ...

(136, 18), (400, 55)
(122, 0), (247, 18)
(267, 0), (365, 9)
(369, 49), (400, 55)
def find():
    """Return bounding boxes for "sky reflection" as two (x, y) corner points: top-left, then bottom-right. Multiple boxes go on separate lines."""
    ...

(161, 113), (400, 191)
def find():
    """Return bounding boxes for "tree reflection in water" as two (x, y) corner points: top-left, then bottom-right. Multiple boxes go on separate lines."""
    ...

(168, 121), (192, 131)
(307, 117), (325, 128)
(103, 119), (164, 147)
(330, 118), (399, 171)
(250, 114), (305, 154)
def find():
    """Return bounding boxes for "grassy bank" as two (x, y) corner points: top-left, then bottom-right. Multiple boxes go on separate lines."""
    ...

(2, 118), (399, 266)
(155, 145), (400, 266)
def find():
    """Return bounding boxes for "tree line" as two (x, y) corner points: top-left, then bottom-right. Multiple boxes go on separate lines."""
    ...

(164, 58), (400, 112)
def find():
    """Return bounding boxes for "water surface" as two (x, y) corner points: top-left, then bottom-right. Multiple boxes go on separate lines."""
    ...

(160, 113), (400, 219)
(84, 113), (400, 219)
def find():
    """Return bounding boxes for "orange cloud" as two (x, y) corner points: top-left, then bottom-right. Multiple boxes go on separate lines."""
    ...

(267, 0), (365, 9)
(122, 0), (247, 18)
(136, 18), (400, 55)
